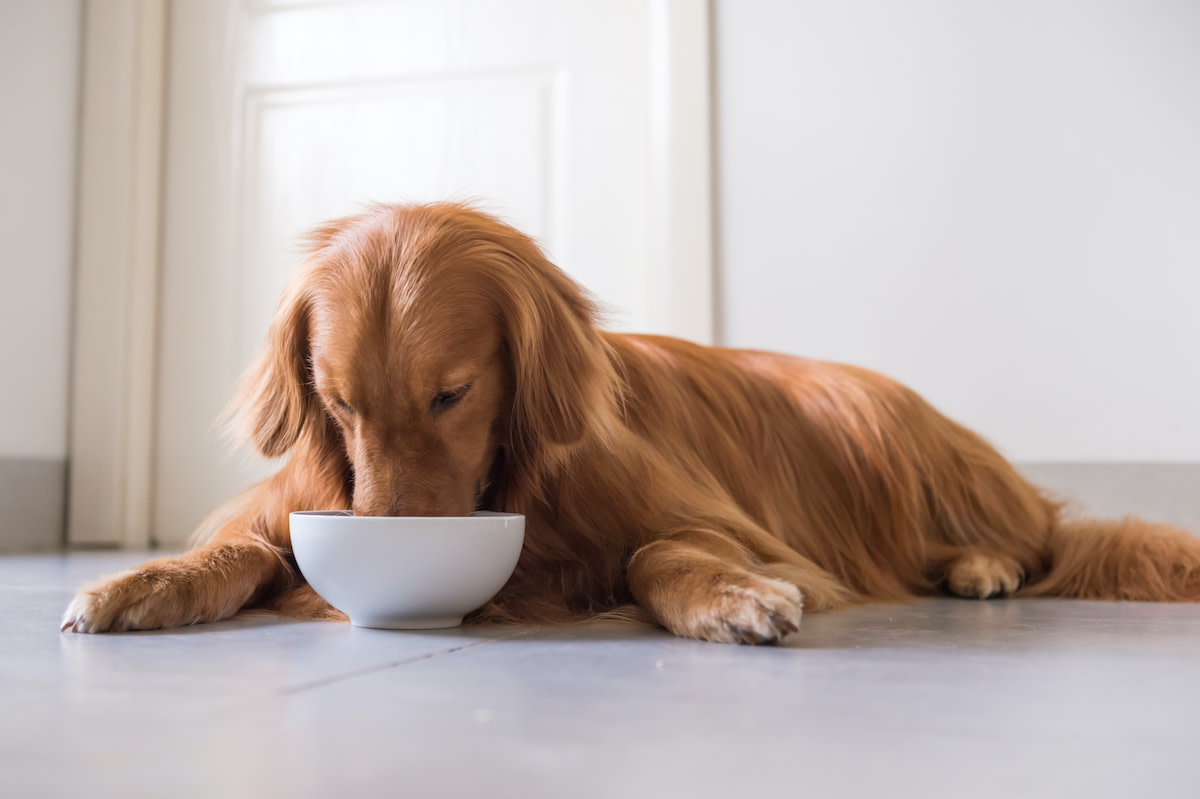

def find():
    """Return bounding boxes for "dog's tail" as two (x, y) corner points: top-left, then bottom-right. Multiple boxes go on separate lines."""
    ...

(1019, 516), (1200, 601)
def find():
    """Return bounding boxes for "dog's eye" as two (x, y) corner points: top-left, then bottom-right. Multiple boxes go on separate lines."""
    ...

(332, 398), (355, 417)
(431, 384), (471, 415)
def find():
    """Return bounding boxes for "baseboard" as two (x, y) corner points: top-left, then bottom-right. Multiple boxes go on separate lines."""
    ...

(1018, 463), (1200, 534)
(0, 457), (67, 552)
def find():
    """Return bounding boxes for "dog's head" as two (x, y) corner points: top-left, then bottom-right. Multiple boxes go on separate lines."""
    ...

(231, 203), (619, 516)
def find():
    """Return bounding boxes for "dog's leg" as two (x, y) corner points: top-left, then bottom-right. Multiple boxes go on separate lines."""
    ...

(627, 529), (854, 645)
(60, 539), (285, 633)
(60, 457), (345, 633)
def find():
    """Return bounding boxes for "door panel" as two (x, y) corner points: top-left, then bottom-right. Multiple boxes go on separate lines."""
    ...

(154, 0), (710, 544)
(237, 71), (566, 368)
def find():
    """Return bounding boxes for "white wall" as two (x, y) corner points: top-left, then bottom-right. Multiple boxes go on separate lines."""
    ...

(0, 0), (81, 460)
(715, 0), (1200, 462)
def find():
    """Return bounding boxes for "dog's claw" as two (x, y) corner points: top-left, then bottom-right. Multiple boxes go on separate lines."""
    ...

(770, 611), (799, 637)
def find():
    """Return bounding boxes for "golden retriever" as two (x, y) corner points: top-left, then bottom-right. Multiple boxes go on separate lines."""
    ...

(62, 202), (1200, 643)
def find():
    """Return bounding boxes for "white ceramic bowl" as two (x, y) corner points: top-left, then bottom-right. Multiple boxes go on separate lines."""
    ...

(289, 510), (525, 630)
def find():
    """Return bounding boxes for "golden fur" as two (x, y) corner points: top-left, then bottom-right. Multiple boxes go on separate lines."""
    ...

(63, 203), (1200, 643)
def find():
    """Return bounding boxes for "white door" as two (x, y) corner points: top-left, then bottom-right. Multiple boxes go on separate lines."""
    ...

(140, 0), (711, 546)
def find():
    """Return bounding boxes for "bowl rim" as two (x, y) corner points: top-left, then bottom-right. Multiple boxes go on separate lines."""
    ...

(289, 510), (524, 521)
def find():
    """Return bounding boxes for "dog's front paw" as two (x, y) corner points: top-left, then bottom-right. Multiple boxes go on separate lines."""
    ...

(682, 573), (803, 645)
(62, 562), (204, 633)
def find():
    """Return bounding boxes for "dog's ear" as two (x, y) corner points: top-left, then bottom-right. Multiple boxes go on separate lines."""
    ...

(227, 275), (328, 458)
(495, 238), (622, 455)
(227, 210), (377, 458)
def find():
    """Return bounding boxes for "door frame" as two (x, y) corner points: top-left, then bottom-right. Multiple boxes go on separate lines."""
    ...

(68, 0), (712, 548)
(68, 0), (167, 548)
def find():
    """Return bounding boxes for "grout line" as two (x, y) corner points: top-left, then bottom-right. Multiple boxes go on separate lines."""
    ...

(279, 629), (534, 697)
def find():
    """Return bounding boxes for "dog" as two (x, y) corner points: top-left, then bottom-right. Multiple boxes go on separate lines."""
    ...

(62, 202), (1200, 643)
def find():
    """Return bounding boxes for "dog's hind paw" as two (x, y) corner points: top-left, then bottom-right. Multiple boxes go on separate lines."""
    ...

(945, 551), (1024, 599)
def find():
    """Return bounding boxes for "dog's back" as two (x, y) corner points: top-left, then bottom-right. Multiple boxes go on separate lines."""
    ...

(608, 332), (1200, 604)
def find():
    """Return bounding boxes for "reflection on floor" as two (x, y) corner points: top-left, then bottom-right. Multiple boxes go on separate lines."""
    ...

(3, 551), (1199, 798)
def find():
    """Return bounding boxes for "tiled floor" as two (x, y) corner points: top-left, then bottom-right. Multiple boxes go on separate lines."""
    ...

(3, 551), (1200, 798)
